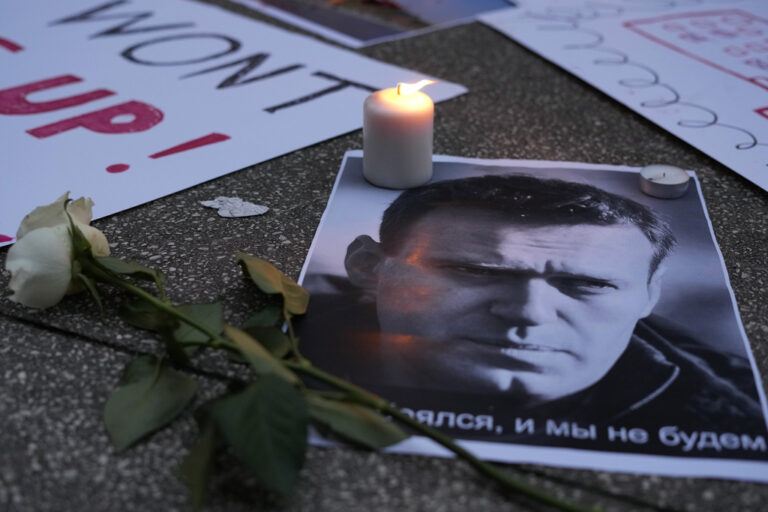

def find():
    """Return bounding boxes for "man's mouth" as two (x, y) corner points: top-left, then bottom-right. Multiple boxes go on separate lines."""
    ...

(465, 339), (564, 352)
(503, 342), (561, 352)
(464, 327), (568, 353)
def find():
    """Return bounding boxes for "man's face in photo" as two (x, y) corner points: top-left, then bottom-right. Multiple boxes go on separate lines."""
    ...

(352, 206), (663, 405)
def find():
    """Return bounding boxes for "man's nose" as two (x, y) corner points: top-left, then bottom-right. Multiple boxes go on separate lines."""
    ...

(488, 278), (558, 325)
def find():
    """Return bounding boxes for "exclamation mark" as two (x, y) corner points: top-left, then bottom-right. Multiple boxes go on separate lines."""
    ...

(149, 132), (230, 159)
(106, 132), (231, 173)
(0, 37), (23, 53)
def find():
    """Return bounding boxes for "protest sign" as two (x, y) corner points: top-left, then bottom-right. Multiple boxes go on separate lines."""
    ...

(0, 0), (466, 245)
(481, 0), (768, 192)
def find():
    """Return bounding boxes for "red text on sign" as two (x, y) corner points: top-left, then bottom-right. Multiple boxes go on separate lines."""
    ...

(27, 101), (164, 138)
(0, 75), (114, 115)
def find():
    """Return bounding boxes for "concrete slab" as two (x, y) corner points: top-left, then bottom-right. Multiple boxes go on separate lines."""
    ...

(1, 1), (767, 510)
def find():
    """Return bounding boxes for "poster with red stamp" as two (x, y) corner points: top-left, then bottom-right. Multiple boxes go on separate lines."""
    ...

(481, 0), (768, 193)
(0, 0), (465, 247)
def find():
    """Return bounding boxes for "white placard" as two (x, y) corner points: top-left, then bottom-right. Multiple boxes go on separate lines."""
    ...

(480, 0), (768, 193)
(0, 0), (466, 245)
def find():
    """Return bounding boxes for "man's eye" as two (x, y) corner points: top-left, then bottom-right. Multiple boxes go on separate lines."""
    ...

(437, 264), (497, 277)
(549, 277), (617, 294)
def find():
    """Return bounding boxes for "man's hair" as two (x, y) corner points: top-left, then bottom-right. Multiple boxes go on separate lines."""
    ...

(380, 174), (677, 276)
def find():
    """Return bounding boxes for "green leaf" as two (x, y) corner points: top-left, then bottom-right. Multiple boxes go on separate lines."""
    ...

(211, 375), (308, 494)
(179, 420), (217, 511)
(243, 305), (283, 328)
(236, 253), (309, 316)
(76, 272), (104, 316)
(306, 394), (408, 449)
(163, 336), (193, 367)
(174, 303), (224, 344)
(225, 350), (246, 364)
(96, 255), (165, 292)
(117, 301), (190, 365)
(119, 300), (222, 345)
(104, 356), (198, 452)
(225, 326), (299, 384)
(118, 300), (173, 333)
(242, 306), (288, 357)
(243, 325), (291, 358)
(118, 301), (222, 366)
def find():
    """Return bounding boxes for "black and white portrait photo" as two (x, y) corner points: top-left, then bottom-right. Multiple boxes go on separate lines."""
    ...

(297, 152), (768, 480)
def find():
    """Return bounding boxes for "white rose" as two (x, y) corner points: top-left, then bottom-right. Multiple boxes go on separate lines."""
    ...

(5, 192), (110, 309)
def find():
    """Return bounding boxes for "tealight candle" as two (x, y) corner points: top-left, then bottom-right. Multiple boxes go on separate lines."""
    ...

(363, 80), (435, 189)
(639, 164), (691, 199)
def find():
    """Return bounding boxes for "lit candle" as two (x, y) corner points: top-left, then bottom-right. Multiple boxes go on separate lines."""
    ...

(639, 164), (691, 199)
(363, 80), (435, 189)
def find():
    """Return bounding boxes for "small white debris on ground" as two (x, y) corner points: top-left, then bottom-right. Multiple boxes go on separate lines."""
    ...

(200, 197), (269, 218)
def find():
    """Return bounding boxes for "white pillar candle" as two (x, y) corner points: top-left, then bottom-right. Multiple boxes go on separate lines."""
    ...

(639, 164), (691, 199)
(363, 80), (435, 189)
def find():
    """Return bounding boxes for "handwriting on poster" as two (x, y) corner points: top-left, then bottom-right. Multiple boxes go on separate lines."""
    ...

(479, 2), (768, 194)
(625, 9), (768, 119)
(0, 1), (376, 174)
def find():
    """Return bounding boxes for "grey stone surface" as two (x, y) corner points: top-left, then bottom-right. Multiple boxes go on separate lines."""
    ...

(1, 0), (768, 511)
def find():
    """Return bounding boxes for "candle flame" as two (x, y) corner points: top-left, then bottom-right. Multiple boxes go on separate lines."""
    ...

(397, 79), (436, 95)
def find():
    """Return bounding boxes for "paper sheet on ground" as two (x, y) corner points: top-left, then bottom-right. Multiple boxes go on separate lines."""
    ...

(298, 151), (768, 482)
(230, 0), (518, 48)
(0, 0), (465, 246)
(480, 0), (768, 192)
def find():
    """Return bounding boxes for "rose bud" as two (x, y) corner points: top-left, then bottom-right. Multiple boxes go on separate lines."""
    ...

(5, 192), (110, 308)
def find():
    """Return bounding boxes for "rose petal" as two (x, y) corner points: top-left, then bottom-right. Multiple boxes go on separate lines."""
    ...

(68, 197), (95, 225)
(5, 225), (73, 309)
(78, 222), (111, 258)
(15, 192), (70, 240)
